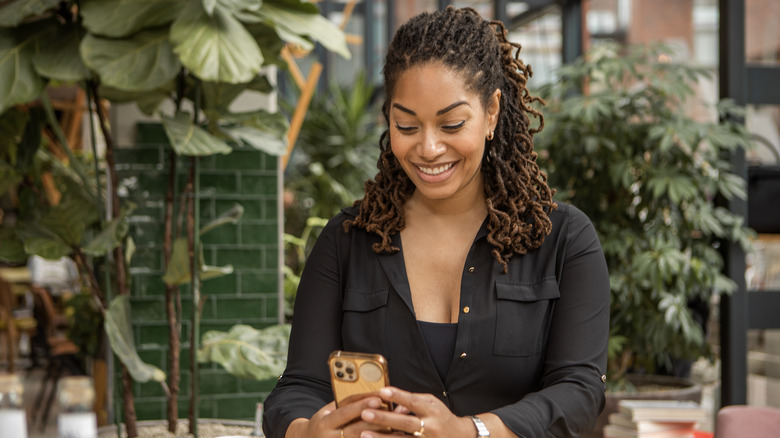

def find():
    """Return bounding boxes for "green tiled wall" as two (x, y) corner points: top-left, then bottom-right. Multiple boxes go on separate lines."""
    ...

(114, 123), (280, 421)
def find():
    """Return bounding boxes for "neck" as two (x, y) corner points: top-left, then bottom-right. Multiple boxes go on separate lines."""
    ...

(407, 183), (487, 220)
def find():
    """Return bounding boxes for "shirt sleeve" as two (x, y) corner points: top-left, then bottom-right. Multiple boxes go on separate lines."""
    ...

(262, 216), (346, 438)
(491, 207), (610, 437)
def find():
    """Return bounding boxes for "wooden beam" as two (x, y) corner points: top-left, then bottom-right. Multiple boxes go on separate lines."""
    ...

(282, 62), (323, 169)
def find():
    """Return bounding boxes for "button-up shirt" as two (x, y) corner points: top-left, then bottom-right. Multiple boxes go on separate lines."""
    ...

(263, 202), (610, 437)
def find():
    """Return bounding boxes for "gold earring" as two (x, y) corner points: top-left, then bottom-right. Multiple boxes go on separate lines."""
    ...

(486, 131), (494, 141)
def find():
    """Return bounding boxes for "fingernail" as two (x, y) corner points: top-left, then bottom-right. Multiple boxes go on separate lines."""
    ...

(363, 410), (375, 420)
(368, 398), (381, 408)
(361, 433), (372, 438)
(379, 387), (392, 397)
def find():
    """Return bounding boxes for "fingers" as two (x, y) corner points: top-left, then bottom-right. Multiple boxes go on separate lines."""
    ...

(360, 409), (423, 436)
(310, 397), (384, 436)
(378, 387), (438, 415)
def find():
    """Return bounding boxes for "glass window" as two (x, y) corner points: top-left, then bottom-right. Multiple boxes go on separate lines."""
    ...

(745, 0), (780, 65)
(507, 7), (562, 89)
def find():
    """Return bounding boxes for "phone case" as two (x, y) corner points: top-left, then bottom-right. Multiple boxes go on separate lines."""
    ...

(328, 350), (390, 409)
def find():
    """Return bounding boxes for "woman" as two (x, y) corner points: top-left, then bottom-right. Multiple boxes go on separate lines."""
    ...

(263, 7), (610, 438)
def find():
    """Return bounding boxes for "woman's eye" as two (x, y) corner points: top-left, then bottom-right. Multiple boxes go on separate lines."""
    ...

(394, 124), (417, 133)
(443, 121), (465, 131)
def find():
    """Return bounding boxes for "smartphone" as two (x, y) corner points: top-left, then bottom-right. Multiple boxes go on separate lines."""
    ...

(328, 350), (391, 409)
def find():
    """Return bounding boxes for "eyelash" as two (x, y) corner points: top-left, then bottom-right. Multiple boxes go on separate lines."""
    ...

(394, 121), (465, 133)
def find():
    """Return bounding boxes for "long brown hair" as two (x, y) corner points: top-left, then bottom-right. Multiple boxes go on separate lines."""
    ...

(345, 7), (556, 273)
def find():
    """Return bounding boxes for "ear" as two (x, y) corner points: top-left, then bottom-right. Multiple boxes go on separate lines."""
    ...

(486, 88), (501, 131)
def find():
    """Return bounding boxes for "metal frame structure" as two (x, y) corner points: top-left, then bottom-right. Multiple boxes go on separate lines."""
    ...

(719, 0), (780, 407)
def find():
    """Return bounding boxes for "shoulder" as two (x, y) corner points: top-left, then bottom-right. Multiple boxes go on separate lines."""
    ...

(547, 201), (602, 255)
(549, 202), (593, 231)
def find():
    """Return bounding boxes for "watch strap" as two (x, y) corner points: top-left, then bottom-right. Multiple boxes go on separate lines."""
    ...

(469, 415), (490, 437)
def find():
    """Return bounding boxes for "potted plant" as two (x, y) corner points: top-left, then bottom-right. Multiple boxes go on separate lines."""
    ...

(534, 43), (754, 432)
(0, 0), (349, 436)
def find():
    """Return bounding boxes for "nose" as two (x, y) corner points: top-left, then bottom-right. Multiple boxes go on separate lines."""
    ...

(419, 128), (445, 160)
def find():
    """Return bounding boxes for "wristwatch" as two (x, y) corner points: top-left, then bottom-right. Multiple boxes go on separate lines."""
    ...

(469, 415), (490, 437)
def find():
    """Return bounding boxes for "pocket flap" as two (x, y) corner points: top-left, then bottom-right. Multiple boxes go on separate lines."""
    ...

(495, 278), (560, 302)
(343, 289), (389, 312)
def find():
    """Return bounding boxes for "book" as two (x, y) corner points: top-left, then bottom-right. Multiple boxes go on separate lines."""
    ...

(603, 424), (697, 438)
(617, 400), (708, 422)
(608, 412), (700, 433)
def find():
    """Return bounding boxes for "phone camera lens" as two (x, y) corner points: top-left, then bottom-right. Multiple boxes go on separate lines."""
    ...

(335, 361), (343, 368)
(336, 371), (344, 378)
(346, 367), (354, 374)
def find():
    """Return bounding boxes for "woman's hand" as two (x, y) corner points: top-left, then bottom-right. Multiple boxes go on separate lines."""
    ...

(358, 387), (476, 438)
(285, 393), (388, 438)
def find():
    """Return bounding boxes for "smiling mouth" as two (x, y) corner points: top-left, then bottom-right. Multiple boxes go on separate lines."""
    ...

(416, 163), (454, 176)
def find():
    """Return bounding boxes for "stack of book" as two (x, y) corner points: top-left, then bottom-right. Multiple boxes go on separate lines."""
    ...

(603, 400), (709, 438)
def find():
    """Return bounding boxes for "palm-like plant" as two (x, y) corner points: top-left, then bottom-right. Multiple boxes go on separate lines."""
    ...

(284, 72), (381, 227)
(535, 43), (754, 390)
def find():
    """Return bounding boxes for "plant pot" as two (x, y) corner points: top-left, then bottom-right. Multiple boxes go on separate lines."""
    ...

(584, 374), (703, 438)
(97, 418), (256, 438)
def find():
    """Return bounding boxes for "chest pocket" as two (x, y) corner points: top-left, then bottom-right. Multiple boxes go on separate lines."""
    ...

(342, 288), (390, 353)
(494, 278), (560, 356)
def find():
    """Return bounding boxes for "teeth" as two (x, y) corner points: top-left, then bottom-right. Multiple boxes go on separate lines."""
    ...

(418, 163), (453, 175)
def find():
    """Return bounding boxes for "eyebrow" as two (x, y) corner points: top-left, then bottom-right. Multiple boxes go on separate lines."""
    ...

(392, 101), (469, 116)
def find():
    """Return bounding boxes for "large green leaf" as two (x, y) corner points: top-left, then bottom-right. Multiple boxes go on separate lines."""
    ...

(82, 214), (130, 257)
(37, 195), (99, 247)
(0, 0), (60, 28)
(161, 111), (233, 156)
(98, 85), (171, 116)
(80, 0), (184, 38)
(32, 24), (90, 82)
(15, 224), (72, 260)
(255, 3), (350, 59)
(201, 74), (272, 113)
(104, 295), (166, 383)
(220, 110), (288, 155)
(203, 0), (262, 16)
(0, 226), (27, 263)
(80, 28), (180, 92)
(162, 238), (191, 286)
(171, 0), (263, 83)
(0, 161), (22, 195)
(200, 203), (244, 235)
(198, 323), (291, 380)
(162, 237), (234, 285)
(0, 108), (28, 163)
(0, 27), (46, 113)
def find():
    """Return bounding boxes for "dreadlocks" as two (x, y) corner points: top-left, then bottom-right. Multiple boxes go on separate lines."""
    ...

(344, 7), (556, 273)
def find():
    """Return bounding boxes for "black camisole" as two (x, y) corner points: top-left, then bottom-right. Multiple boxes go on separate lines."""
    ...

(418, 320), (458, 381)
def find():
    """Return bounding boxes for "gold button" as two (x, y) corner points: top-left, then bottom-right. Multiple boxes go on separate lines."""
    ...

(601, 375), (607, 382)
(463, 306), (470, 314)
(468, 267), (475, 273)
(442, 391), (448, 397)
(460, 352), (467, 359)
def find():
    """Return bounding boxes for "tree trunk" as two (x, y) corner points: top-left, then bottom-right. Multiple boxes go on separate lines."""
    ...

(164, 151), (180, 433)
(90, 80), (138, 438)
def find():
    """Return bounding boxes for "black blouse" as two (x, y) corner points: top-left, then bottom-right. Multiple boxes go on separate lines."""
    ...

(263, 202), (610, 438)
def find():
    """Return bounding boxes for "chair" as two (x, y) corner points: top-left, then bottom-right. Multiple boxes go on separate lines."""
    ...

(0, 278), (37, 372)
(29, 286), (84, 431)
(714, 405), (780, 438)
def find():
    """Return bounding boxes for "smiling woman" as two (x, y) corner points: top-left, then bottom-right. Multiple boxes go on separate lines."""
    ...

(263, 7), (610, 438)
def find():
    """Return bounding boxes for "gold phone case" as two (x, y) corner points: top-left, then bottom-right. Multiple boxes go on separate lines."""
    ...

(328, 350), (390, 409)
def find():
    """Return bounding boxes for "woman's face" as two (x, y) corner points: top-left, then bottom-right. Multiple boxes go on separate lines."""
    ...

(389, 63), (500, 205)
